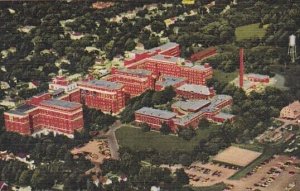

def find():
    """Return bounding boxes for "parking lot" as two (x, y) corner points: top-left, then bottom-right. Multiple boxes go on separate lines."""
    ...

(225, 155), (300, 191)
(161, 162), (238, 187)
(187, 162), (238, 187)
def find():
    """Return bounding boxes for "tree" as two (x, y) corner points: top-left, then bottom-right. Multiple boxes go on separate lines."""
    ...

(178, 127), (196, 141)
(198, 118), (210, 129)
(175, 168), (189, 185)
(162, 86), (176, 103)
(0, 89), (5, 100)
(124, 38), (136, 51)
(141, 123), (151, 132)
(151, 21), (166, 33)
(179, 154), (192, 166)
(31, 168), (55, 190)
(160, 122), (171, 135)
(19, 170), (32, 186)
(152, 91), (163, 105)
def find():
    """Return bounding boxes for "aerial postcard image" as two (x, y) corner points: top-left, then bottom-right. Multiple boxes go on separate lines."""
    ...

(0, 0), (299, 190)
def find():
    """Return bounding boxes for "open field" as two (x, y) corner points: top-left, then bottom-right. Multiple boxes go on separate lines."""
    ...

(235, 23), (267, 41)
(231, 143), (264, 152)
(191, 182), (227, 191)
(71, 140), (111, 164)
(116, 126), (215, 153)
(213, 69), (238, 83)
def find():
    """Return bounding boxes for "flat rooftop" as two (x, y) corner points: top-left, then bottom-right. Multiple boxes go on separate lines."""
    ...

(148, 42), (178, 52)
(41, 99), (81, 110)
(172, 100), (211, 112)
(213, 146), (262, 167)
(5, 104), (37, 116)
(177, 84), (211, 95)
(214, 112), (235, 120)
(211, 95), (232, 105)
(156, 76), (186, 87)
(247, 73), (269, 79)
(79, 80), (123, 90)
(135, 107), (176, 120)
(150, 54), (179, 63)
(119, 68), (152, 76)
(51, 88), (65, 96)
(200, 95), (232, 113)
(173, 111), (204, 126)
(192, 65), (210, 71)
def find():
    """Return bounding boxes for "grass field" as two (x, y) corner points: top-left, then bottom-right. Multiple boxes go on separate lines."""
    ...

(213, 69), (238, 83)
(191, 182), (227, 191)
(116, 126), (216, 153)
(235, 23), (267, 41)
(232, 143), (264, 152)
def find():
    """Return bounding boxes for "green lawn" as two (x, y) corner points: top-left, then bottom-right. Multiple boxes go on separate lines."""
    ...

(235, 23), (267, 41)
(116, 126), (215, 153)
(213, 69), (238, 83)
(191, 182), (227, 191)
(231, 143), (264, 152)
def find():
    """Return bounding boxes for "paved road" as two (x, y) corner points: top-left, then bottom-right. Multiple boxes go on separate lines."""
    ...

(225, 155), (300, 191)
(104, 120), (122, 160)
(275, 118), (298, 128)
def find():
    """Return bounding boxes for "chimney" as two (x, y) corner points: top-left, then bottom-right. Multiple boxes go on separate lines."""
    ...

(239, 48), (244, 88)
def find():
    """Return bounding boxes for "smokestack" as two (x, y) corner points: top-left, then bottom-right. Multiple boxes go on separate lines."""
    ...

(239, 48), (244, 88)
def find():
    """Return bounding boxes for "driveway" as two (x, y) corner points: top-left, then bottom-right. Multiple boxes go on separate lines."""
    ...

(104, 120), (122, 160)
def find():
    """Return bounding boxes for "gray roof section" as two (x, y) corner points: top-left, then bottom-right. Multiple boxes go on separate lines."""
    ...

(247, 73), (269, 79)
(201, 95), (232, 113)
(135, 107), (176, 119)
(148, 42), (179, 52)
(214, 112), (235, 119)
(6, 110), (28, 116)
(5, 104), (37, 116)
(211, 95), (232, 105)
(150, 54), (179, 63)
(172, 100), (211, 111)
(173, 111), (204, 126)
(41, 99), (81, 110)
(52, 88), (65, 96)
(156, 76), (186, 87)
(119, 68), (151, 76)
(82, 80), (123, 90)
(177, 84), (211, 95)
(192, 65), (210, 71)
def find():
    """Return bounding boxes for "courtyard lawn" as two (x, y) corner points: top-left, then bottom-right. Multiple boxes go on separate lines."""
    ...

(191, 182), (227, 191)
(235, 23), (267, 41)
(232, 143), (264, 153)
(116, 126), (215, 153)
(213, 69), (238, 83)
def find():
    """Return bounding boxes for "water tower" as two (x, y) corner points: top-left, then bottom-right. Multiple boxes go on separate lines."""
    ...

(288, 34), (297, 63)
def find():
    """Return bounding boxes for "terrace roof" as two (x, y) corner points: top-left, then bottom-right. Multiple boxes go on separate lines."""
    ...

(172, 100), (211, 111)
(177, 84), (211, 95)
(41, 99), (81, 110)
(135, 107), (176, 119)
(80, 80), (123, 90)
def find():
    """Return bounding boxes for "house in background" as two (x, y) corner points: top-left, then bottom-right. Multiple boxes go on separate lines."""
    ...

(280, 101), (300, 120)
